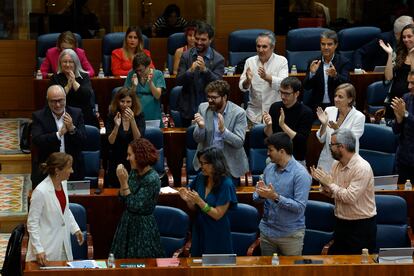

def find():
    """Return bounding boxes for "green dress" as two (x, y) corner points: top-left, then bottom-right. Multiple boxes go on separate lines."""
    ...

(110, 169), (165, 258)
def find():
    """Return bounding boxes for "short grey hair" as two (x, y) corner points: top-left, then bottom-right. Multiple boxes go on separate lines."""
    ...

(46, 84), (66, 100)
(394, 15), (414, 35)
(256, 31), (276, 47)
(57, 48), (87, 78)
(321, 30), (338, 44)
(332, 128), (356, 153)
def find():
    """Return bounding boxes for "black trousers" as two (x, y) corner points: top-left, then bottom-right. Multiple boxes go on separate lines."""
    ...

(397, 163), (414, 185)
(329, 216), (377, 255)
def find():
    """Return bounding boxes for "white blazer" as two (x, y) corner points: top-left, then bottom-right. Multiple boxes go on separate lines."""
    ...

(26, 176), (80, 262)
(316, 106), (365, 172)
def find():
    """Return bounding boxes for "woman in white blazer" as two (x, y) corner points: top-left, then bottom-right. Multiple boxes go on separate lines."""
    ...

(26, 152), (84, 266)
(316, 83), (365, 172)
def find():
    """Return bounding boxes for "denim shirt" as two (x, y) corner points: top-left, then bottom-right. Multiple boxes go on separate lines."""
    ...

(253, 157), (312, 238)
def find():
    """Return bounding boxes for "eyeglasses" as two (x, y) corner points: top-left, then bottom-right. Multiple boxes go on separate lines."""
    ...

(279, 90), (295, 97)
(207, 95), (221, 101)
(199, 160), (210, 166)
(329, 143), (342, 148)
(48, 98), (66, 105)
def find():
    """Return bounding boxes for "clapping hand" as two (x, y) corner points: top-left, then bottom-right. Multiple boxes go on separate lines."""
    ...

(246, 67), (253, 81)
(63, 113), (75, 132)
(256, 181), (278, 200)
(328, 120), (339, 130)
(278, 108), (285, 127)
(114, 112), (121, 127)
(310, 166), (333, 187)
(325, 63), (337, 77)
(194, 113), (205, 128)
(379, 40), (393, 55)
(263, 111), (272, 126)
(310, 60), (321, 73)
(116, 164), (129, 187)
(132, 73), (138, 86)
(316, 107), (329, 125)
(123, 107), (134, 122)
(258, 66), (267, 80)
(391, 97), (406, 119)
(217, 113), (225, 133)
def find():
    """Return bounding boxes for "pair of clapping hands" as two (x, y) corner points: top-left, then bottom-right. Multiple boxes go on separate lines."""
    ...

(193, 112), (225, 132)
(58, 113), (76, 136)
(132, 68), (154, 85)
(113, 107), (135, 127)
(255, 179), (279, 201)
(316, 107), (340, 129)
(178, 187), (203, 205)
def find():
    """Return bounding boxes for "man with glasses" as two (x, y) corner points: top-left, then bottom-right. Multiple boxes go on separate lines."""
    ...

(263, 77), (313, 166)
(193, 80), (248, 185)
(31, 85), (86, 188)
(311, 128), (376, 254)
(239, 31), (288, 127)
(177, 21), (224, 127)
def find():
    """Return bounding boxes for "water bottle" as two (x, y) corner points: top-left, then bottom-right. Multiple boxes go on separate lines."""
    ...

(271, 253), (279, 265)
(107, 252), (115, 268)
(163, 67), (170, 78)
(291, 65), (297, 74)
(98, 67), (105, 78)
(227, 66), (234, 76)
(379, 117), (386, 126)
(361, 248), (369, 264)
(35, 70), (42, 80)
(405, 179), (412, 190)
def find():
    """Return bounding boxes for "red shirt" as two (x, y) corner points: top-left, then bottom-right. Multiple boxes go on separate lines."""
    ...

(111, 48), (154, 76)
(55, 189), (66, 214)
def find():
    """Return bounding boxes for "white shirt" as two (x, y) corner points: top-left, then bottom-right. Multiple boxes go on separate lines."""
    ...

(239, 53), (289, 123)
(52, 111), (65, 153)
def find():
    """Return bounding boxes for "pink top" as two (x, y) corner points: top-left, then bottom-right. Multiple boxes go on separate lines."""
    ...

(40, 47), (95, 78)
(328, 154), (377, 220)
(111, 48), (154, 76)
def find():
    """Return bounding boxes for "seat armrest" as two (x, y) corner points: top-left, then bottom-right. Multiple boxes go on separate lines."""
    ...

(247, 237), (261, 256)
(21, 228), (29, 270)
(407, 225), (414, 248)
(86, 224), (94, 259)
(322, 239), (334, 255)
(246, 171), (253, 186)
(164, 158), (175, 187)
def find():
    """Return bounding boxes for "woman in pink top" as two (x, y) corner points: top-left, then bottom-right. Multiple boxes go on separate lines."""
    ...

(111, 26), (154, 76)
(40, 31), (95, 78)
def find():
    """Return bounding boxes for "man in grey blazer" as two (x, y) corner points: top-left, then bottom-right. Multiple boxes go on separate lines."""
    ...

(193, 80), (249, 184)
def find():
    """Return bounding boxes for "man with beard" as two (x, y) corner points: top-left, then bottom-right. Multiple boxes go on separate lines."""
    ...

(239, 31), (288, 127)
(303, 30), (352, 113)
(310, 128), (377, 255)
(263, 77), (313, 166)
(176, 21), (225, 127)
(193, 80), (248, 185)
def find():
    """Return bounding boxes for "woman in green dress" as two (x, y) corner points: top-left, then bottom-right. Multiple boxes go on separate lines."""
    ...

(110, 138), (165, 258)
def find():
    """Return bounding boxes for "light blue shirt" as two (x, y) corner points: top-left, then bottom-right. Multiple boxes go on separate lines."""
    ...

(253, 157), (312, 238)
(212, 103), (229, 149)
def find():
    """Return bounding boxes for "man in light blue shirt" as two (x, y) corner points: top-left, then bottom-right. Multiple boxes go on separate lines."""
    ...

(253, 132), (311, 255)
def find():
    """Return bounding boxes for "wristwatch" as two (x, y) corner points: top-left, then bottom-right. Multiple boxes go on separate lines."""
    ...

(69, 126), (76, 135)
(404, 110), (409, 118)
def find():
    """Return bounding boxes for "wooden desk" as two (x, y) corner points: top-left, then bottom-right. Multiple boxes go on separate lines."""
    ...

(69, 187), (414, 259)
(24, 255), (414, 276)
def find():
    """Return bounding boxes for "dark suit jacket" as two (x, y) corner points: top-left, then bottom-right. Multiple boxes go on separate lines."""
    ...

(303, 54), (352, 111)
(353, 31), (396, 71)
(176, 47), (224, 120)
(31, 106), (87, 188)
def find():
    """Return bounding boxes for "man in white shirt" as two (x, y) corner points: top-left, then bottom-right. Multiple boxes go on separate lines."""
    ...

(239, 31), (288, 127)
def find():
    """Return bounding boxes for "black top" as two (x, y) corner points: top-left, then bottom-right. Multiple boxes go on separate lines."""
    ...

(49, 72), (98, 126)
(268, 101), (314, 161)
(385, 63), (410, 119)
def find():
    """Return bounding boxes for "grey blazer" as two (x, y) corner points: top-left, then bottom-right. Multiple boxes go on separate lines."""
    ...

(193, 101), (249, 178)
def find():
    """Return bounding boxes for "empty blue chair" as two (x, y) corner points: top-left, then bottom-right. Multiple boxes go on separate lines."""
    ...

(36, 32), (82, 69)
(166, 33), (186, 73)
(359, 124), (398, 176)
(227, 203), (260, 256)
(102, 32), (149, 76)
(366, 81), (391, 115)
(246, 124), (267, 186)
(144, 127), (174, 187)
(154, 205), (190, 257)
(69, 203), (93, 259)
(82, 125), (102, 188)
(375, 195), (414, 253)
(303, 200), (335, 255)
(228, 29), (271, 66)
(286, 28), (329, 72)
(338, 27), (381, 68)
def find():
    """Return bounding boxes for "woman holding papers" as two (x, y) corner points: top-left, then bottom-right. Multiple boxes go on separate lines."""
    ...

(111, 138), (165, 258)
(106, 87), (145, 187)
(26, 152), (84, 266)
(179, 147), (237, 256)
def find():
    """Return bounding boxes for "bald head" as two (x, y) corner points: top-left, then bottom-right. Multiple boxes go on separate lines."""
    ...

(47, 85), (66, 116)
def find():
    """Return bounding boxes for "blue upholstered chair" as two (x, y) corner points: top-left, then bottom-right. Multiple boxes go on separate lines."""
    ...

(166, 32), (186, 73)
(168, 86), (183, 127)
(246, 124), (267, 186)
(227, 203), (260, 256)
(82, 125), (103, 188)
(69, 203), (93, 259)
(286, 28), (329, 72)
(338, 27), (381, 68)
(154, 205), (190, 257)
(182, 125), (199, 186)
(228, 29), (271, 66)
(303, 200), (335, 255)
(359, 123), (398, 176)
(375, 195), (414, 253)
(36, 33), (82, 69)
(144, 127), (174, 187)
(366, 81), (391, 115)
(101, 32), (149, 76)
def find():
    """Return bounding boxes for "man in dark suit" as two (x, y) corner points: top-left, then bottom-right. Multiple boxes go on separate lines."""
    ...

(176, 21), (225, 127)
(303, 30), (352, 113)
(31, 84), (86, 188)
(354, 15), (413, 71)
